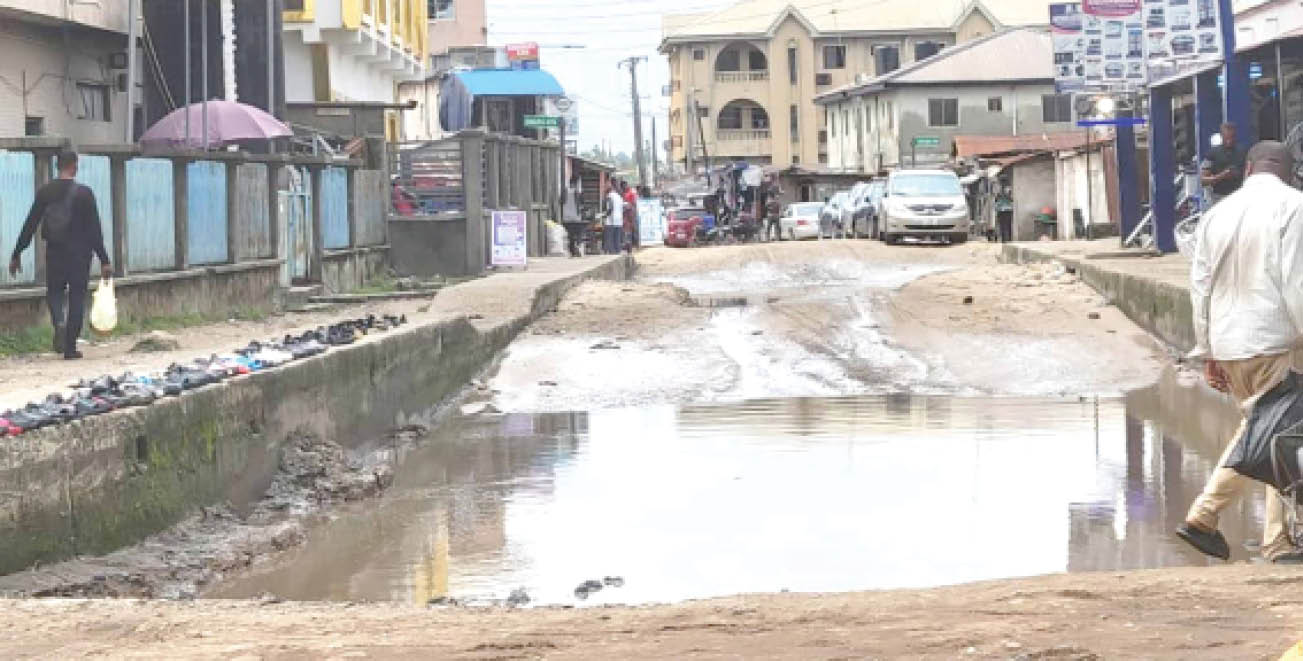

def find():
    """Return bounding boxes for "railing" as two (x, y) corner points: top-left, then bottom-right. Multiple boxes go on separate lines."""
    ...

(715, 71), (770, 83)
(717, 129), (772, 141)
(390, 138), (465, 216)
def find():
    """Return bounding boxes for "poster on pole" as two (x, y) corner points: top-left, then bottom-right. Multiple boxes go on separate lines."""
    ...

(1052, 1), (1148, 92)
(491, 210), (528, 267)
(637, 199), (666, 246)
(1145, 0), (1223, 83)
(1051, 3), (1086, 92)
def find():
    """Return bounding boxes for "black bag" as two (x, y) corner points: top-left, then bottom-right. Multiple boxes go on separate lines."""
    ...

(1226, 371), (1303, 490)
(41, 182), (79, 244)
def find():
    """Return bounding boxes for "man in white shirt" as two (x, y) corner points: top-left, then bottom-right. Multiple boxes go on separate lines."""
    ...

(604, 180), (625, 255)
(1179, 141), (1303, 564)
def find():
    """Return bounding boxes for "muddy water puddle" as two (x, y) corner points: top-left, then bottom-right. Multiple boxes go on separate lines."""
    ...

(210, 381), (1256, 607)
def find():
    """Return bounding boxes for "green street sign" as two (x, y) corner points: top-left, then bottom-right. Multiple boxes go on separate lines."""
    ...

(523, 115), (561, 128)
(912, 136), (941, 147)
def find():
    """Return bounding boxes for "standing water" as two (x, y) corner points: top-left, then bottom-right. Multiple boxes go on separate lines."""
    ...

(209, 379), (1255, 606)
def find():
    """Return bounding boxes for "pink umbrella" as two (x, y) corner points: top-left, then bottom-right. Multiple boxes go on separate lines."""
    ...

(139, 100), (292, 148)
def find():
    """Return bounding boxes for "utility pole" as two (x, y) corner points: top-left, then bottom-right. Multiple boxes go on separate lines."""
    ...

(125, 0), (138, 142)
(651, 117), (659, 189)
(685, 89), (695, 175)
(619, 56), (649, 188)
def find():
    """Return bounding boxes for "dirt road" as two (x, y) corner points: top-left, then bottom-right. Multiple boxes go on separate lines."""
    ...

(4, 565), (1299, 659)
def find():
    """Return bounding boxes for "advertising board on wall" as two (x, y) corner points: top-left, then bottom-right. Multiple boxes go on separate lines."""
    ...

(1145, 0), (1223, 83)
(1053, 1), (1149, 92)
(491, 210), (528, 267)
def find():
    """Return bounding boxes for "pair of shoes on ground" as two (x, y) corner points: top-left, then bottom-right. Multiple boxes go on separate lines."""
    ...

(1177, 521), (1303, 564)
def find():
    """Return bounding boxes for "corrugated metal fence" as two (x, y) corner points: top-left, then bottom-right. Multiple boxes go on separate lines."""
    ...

(0, 151), (35, 285)
(320, 167), (349, 250)
(126, 158), (176, 272)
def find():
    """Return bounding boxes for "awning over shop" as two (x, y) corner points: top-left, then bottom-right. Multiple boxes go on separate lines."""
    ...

(439, 68), (566, 133)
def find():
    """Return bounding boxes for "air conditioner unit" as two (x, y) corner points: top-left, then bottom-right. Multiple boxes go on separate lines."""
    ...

(815, 73), (832, 86)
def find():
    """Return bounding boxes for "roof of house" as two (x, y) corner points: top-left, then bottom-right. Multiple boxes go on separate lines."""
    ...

(661, 0), (1049, 42)
(814, 27), (1052, 103)
(952, 132), (1089, 158)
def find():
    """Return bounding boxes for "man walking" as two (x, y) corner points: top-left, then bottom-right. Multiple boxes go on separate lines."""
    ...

(1201, 122), (1247, 206)
(8, 150), (112, 360)
(1179, 141), (1303, 564)
(604, 179), (624, 255)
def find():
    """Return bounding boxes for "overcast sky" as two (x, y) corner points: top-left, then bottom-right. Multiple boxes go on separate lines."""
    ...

(484, 0), (736, 157)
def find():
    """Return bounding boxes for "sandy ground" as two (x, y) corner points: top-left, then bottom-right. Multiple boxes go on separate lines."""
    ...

(491, 240), (1166, 410)
(3, 565), (1300, 659)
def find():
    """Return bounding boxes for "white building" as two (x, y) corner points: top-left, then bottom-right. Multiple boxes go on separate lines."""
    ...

(281, 0), (428, 106)
(0, 0), (132, 142)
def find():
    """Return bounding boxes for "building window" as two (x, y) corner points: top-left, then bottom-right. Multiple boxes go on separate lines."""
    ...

(788, 47), (797, 84)
(750, 108), (769, 129)
(748, 50), (767, 71)
(790, 104), (799, 141)
(818, 129), (828, 144)
(430, 0), (454, 20)
(717, 49), (740, 72)
(1042, 94), (1073, 123)
(928, 98), (958, 127)
(914, 41), (944, 61)
(693, 48), (705, 61)
(284, 0), (305, 10)
(77, 83), (111, 122)
(696, 105), (709, 118)
(987, 97), (1003, 112)
(792, 155), (800, 164)
(823, 45), (846, 69)
(718, 105), (743, 130)
(874, 45), (900, 75)
(24, 116), (43, 136)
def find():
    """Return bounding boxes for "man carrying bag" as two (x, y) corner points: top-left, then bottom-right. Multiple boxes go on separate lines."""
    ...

(7, 150), (113, 360)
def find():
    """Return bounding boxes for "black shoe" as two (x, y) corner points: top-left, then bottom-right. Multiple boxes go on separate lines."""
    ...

(52, 324), (64, 354)
(1176, 522), (1231, 560)
(63, 351), (83, 360)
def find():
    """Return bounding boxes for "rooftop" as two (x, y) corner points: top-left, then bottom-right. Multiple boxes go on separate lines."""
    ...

(953, 133), (1092, 159)
(661, 0), (1049, 42)
(815, 27), (1053, 103)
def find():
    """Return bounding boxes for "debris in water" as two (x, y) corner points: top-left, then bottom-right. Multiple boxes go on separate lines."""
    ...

(507, 587), (531, 607)
(460, 401), (502, 416)
(539, 380), (558, 387)
(962, 296), (974, 305)
(603, 576), (625, 588)
(574, 579), (605, 600)
(1088, 312), (1101, 320)
(590, 340), (620, 350)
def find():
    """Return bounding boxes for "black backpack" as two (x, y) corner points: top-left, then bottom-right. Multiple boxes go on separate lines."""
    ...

(41, 183), (79, 244)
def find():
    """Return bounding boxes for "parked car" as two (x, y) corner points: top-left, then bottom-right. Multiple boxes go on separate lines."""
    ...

(847, 181), (880, 238)
(665, 207), (707, 247)
(820, 191), (853, 238)
(780, 202), (824, 240)
(879, 170), (971, 245)
(865, 180), (887, 237)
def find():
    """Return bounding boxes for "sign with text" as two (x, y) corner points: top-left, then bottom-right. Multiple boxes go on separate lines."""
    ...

(506, 42), (539, 61)
(523, 114), (561, 129)
(637, 199), (666, 246)
(491, 210), (528, 267)
(912, 136), (941, 147)
(1145, 0), (1223, 83)
(1052, 1), (1148, 93)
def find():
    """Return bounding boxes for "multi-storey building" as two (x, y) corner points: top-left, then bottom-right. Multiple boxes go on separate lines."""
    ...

(660, 0), (1049, 169)
(0, 0), (132, 142)
(282, 0), (428, 103)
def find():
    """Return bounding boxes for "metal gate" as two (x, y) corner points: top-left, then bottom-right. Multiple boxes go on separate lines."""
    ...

(278, 166), (312, 285)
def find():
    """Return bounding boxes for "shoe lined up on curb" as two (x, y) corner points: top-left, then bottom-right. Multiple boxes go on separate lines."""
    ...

(0, 313), (409, 437)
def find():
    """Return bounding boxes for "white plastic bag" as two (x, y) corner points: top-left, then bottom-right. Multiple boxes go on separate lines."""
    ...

(90, 277), (118, 334)
(546, 220), (568, 257)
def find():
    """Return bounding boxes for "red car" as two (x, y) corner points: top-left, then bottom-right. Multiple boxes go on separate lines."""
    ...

(665, 207), (707, 247)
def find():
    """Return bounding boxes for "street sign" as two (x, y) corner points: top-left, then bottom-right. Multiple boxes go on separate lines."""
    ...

(912, 136), (941, 147)
(523, 115), (560, 129)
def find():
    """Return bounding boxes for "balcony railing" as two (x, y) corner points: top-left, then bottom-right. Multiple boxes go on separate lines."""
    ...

(715, 71), (770, 84)
(717, 129), (771, 141)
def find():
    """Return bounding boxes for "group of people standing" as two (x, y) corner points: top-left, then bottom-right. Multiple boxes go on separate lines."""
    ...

(602, 179), (641, 255)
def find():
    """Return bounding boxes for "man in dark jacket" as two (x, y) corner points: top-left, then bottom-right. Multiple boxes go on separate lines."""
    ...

(8, 151), (112, 359)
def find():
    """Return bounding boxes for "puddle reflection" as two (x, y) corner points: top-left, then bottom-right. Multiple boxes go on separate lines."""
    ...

(210, 378), (1256, 606)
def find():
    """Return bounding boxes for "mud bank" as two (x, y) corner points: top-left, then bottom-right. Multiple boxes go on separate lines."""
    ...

(0, 255), (634, 575)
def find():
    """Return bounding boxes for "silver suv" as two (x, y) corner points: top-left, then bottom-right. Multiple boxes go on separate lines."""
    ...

(880, 170), (970, 245)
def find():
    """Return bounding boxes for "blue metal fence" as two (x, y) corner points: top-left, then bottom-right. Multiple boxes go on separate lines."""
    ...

(320, 167), (349, 250)
(186, 160), (229, 265)
(126, 158), (176, 272)
(0, 152), (35, 285)
(75, 154), (114, 273)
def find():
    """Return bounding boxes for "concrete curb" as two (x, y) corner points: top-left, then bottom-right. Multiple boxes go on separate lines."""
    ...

(1000, 244), (1194, 353)
(0, 255), (635, 575)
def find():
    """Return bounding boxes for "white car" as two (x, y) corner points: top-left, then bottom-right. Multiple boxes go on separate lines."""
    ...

(780, 202), (824, 240)
(879, 170), (971, 245)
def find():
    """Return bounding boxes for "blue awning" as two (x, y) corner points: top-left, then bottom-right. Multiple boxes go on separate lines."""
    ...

(453, 69), (565, 97)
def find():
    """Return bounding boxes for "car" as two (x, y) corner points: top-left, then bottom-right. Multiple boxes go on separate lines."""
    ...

(865, 180), (888, 237)
(819, 191), (853, 238)
(779, 202), (824, 240)
(846, 181), (880, 238)
(879, 170), (971, 245)
(665, 207), (706, 247)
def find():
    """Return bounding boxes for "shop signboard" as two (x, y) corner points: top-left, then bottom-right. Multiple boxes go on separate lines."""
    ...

(506, 42), (541, 71)
(637, 199), (665, 246)
(1053, 1), (1149, 92)
(491, 210), (528, 267)
(1052, 3), (1087, 92)
(1145, 0), (1223, 83)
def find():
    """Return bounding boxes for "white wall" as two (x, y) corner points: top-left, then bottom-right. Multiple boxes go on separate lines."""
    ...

(397, 79), (442, 141)
(282, 34), (315, 103)
(327, 44), (397, 102)
(1055, 147), (1110, 239)
(0, 18), (128, 142)
(1, 0), (129, 33)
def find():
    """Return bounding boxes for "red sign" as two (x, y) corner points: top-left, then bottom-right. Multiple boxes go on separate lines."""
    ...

(506, 42), (539, 62)
(1082, 0), (1140, 18)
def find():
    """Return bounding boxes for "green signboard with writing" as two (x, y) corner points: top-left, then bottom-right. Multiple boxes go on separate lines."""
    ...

(912, 136), (941, 148)
(523, 115), (561, 129)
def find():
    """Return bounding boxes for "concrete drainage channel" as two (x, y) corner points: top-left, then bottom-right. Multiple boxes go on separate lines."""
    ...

(0, 256), (635, 577)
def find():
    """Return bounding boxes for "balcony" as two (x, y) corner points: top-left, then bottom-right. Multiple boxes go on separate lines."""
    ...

(715, 71), (770, 84)
(717, 129), (771, 141)
(714, 129), (772, 158)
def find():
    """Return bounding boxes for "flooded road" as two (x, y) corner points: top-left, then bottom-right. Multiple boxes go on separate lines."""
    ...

(211, 374), (1252, 606)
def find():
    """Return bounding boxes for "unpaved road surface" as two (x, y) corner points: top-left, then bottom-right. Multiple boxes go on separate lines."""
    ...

(3, 565), (1299, 659)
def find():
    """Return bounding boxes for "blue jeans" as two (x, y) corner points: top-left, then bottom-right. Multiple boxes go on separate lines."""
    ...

(603, 226), (624, 254)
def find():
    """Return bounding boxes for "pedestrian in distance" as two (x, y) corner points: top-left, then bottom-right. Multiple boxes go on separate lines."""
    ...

(8, 150), (112, 360)
(604, 179), (625, 255)
(1178, 140), (1303, 564)
(995, 185), (1014, 243)
(561, 170), (587, 258)
(1201, 122), (1247, 206)
(622, 180), (639, 252)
